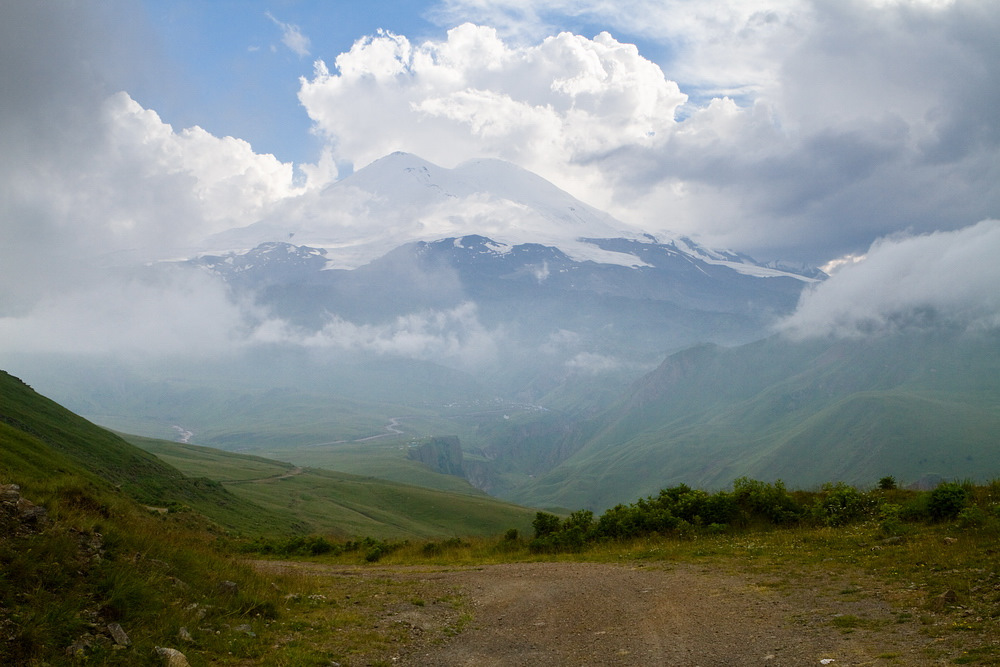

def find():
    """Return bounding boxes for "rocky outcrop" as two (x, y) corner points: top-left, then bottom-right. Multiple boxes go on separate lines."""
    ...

(407, 436), (465, 477)
(0, 483), (49, 532)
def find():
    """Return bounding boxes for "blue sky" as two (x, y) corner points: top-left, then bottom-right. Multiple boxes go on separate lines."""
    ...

(129, 1), (681, 168)
(132, 1), (443, 165)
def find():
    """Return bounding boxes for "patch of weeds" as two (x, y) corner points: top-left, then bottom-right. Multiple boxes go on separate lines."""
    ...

(444, 612), (473, 637)
(952, 645), (1000, 664)
(832, 614), (866, 630)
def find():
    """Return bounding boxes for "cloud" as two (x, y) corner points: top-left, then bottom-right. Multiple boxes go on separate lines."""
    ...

(299, 23), (686, 211)
(266, 12), (311, 57)
(251, 302), (502, 368)
(0, 266), (256, 358)
(301, 2), (1000, 265)
(432, 0), (809, 98)
(778, 219), (1000, 339)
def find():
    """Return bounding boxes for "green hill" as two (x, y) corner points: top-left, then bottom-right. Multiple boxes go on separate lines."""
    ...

(1, 369), (535, 539)
(125, 434), (537, 539)
(0, 369), (296, 534)
(0, 367), (534, 662)
(509, 329), (1000, 510)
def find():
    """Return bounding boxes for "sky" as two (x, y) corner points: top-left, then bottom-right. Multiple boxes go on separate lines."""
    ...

(1, 0), (999, 360)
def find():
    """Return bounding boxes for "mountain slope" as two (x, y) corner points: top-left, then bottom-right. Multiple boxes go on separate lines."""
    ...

(1, 369), (537, 538)
(0, 369), (290, 533)
(507, 329), (1000, 510)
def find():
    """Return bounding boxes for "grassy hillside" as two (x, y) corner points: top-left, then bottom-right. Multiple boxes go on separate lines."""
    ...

(0, 370), (296, 535)
(0, 370), (306, 663)
(510, 329), (1000, 510)
(126, 434), (538, 539)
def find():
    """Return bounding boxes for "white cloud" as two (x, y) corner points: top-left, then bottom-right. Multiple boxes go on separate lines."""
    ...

(266, 11), (311, 57)
(432, 0), (811, 97)
(0, 267), (256, 358)
(299, 23), (686, 211)
(101, 92), (302, 238)
(779, 220), (1000, 339)
(302, 2), (1000, 265)
(251, 302), (501, 368)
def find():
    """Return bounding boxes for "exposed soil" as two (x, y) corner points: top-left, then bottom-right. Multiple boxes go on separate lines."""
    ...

(257, 560), (946, 666)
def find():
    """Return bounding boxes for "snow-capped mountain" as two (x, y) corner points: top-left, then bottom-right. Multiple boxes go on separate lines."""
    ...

(204, 152), (818, 282)
(183, 152), (824, 398)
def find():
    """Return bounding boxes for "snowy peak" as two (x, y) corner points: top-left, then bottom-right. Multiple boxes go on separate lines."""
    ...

(204, 151), (820, 281)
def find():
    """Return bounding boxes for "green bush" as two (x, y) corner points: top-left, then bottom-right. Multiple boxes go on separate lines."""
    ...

(732, 477), (802, 524)
(532, 511), (562, 538)
(878, 503), (907, 536)
(810, 483), (869, 527)
(956, 506), (989, 529)
(878, 476), (897, 490)
(928, 482), (970, 520)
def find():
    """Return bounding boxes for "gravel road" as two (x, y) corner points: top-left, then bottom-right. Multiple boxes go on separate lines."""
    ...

(257, 560), (941, 666)
(401, 562), (931, 666)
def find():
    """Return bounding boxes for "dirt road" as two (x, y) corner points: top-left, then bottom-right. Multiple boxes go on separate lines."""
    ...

(262, 560), (938, 666)
(404, 562), (931, 666)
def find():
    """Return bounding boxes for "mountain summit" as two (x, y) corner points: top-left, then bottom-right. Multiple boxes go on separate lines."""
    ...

(206, 152), (817, 281)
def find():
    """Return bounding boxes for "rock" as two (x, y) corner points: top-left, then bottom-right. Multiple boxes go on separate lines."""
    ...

(15, 496), (48, 524)
(234, 623), (256, 637)
(65, 640), (89, 657)
(167, 576), (190, 590)
(178, 626), (194, 643)
(107, 622), (130, 646)
(155, 646), (191, 666)
(943, 536), (958, 545)
(929, 589), (959, 612)
(218, 580), (239, 595)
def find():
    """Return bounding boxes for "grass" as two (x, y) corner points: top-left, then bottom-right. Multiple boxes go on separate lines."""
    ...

(124, 434), (538, 539)
(224, 511), (1000, 665)
(6, 366), (1000, 663)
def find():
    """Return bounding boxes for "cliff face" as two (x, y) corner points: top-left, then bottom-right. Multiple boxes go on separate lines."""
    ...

(407, 436), (465, 477)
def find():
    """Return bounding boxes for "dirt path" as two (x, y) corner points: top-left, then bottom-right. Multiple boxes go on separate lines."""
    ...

(259, 560), (937, 666)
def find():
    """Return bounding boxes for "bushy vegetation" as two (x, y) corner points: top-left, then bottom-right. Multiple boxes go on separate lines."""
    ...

(238, 534), (408, 562)
(525, 477), (994, 554)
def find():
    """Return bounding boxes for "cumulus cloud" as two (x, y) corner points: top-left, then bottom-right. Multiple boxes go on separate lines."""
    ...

(299, 2), (1000, 265)
(299, 23), (685, 210)
(778, 219), (1000, 339)
(432, 0), (809, 98)
(0, 4), (311, 363)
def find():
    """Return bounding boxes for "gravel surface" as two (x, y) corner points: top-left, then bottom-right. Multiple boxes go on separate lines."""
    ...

(257, 560), (941, 666)
(402, 562), (932, 666)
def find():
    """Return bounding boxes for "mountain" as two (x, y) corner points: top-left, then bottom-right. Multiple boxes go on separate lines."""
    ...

(505, 328), (1000, 510)
(4, 152), (830, 511)
(185, 152), (820, 400)
(204, 150), (818, 278)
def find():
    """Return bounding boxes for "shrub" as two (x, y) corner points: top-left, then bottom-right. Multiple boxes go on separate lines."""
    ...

(810, 483), (869, 527)
(732, 477), (802, 524)
(878, 476), (897, 490)
(532, 511), (562, 538)
(928, 482), (970, 520)
(956, 506), (988, 529)
(878, 503), (906, 536)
